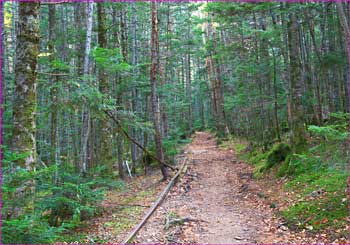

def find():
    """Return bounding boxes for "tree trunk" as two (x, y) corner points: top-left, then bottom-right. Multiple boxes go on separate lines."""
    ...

(272, 48), (281, 142)
(131, 0), (139, 173)
(97, 3), (112, 175)
(186, 7), (193, 134)
(117, 133), (124, 179)
(212, 21), (228, 137)
(74, 2), (86, 77)
(48, 3), (60, 186)
(11, 1), (40, 217)
(151, 1), (168, 180)
(287, 4), (307, 153)
(336, 3), (350, 73)
(81, 1), (93, 175)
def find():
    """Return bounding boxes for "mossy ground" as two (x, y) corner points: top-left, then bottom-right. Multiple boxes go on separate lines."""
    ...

(283, 170), (348, 231)
(220, 138), (349, 233)
(60, 179), (161, 244)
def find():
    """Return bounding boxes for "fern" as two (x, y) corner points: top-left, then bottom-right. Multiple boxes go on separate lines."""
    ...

(308, 125), (348, 141)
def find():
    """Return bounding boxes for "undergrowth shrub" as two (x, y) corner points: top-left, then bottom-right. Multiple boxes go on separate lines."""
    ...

(37, 172), (110, 227)
(265, 143), (291, 170)
(2, 215), (64, 244)
(2, 147), (124, 244)
(233, 114), (350, 233)
(277, 153), (323, 177)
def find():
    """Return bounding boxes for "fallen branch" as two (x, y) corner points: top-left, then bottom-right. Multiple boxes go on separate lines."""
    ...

(121, 157), (187, 244)
(103, 109), (177, 172)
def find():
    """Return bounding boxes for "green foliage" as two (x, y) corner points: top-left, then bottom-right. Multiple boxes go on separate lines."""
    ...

(92, 47), (131, 73)
(51, 59), (70, 72)
(321, 51), (345, 68)
(2, 149), (125, 244)
(242, 142), (291, 177)
(247, 149), (269, 165)
(2, 215), (64, 244)
(162, 138), (179, 160)
(308, 125), (348, 141)
(237, 130), (348, 232)
(328, 112), (349, 123)
(308, 122), (348, 171)
(265, 143), (291, 169)
(277, 153), (322, 177)
(38, 173), (108, 226)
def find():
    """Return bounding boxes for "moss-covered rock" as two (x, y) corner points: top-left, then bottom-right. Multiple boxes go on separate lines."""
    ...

(265, 143), (291, 169)
(276, 154), (295, 177)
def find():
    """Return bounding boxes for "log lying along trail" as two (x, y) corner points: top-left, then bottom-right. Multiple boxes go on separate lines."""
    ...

(122, 157), (188, 244)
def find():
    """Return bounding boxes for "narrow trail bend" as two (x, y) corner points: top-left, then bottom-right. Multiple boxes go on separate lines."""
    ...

(133, 132), (291, 244)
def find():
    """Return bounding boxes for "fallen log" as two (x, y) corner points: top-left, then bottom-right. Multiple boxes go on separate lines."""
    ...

(121, 157), (188, 244)
(103, 109), (176, 172)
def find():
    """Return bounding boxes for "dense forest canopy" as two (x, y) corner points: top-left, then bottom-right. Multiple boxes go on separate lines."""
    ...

(1, 1), (350, 243)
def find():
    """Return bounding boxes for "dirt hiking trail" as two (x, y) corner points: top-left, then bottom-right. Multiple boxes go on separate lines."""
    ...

(134, 132), (291, 244)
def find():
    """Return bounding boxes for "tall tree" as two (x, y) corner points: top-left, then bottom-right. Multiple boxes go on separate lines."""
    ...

(130, 0), (139, 172)
(186, 6), (193, 134)
(287, 4), (307, 152)
(151, 1), (168, 180)
(81, 1), (93, 175)
(48, 4), (58, 168)
(97, 2), (112, 175)
(11, 1), (40, 216)
(205, 13), (227, 137)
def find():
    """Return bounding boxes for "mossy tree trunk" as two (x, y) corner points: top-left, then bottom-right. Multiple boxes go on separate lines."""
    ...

(11, 1), (40, 217)
(287, 4), (307, 153)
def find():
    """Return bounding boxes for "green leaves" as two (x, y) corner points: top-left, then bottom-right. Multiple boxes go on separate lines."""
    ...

(308, 125), (348, 141)
(92, 47), (131, 73)
(2, 215), (64, 244)
(51, 59), (70, 72)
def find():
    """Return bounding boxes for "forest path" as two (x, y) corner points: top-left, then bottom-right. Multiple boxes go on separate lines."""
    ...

(134, 132), (286, 244)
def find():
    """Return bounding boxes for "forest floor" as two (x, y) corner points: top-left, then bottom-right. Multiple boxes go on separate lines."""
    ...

(133, 131), (295, 244)
(71, 131), (347, 244)
(68, 170), (168, 243)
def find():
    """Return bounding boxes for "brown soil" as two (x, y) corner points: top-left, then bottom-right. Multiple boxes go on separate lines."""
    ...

(133, 132), (293, 244)
(77, 131), (347, 244)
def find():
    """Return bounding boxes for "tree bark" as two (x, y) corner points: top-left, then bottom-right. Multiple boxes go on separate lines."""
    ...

(49, 4), (58, 168)
(130, 0), (139, 173)
(186, 7), (193, 134)
(11, 1), (40, 217)
(80, 1), (93, 175)
(151, 1), (168, 180)
(74, 2), (86, 77)
(287, 4), (307, 153)
(97, 3), (113, 175)
(212, 19), (228, 137)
